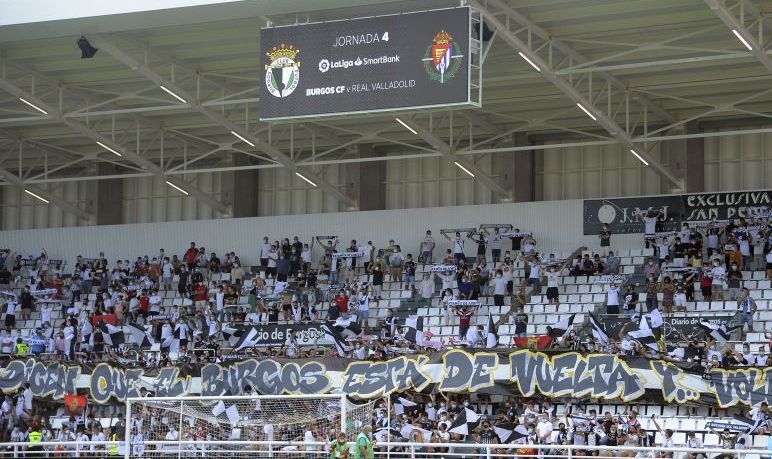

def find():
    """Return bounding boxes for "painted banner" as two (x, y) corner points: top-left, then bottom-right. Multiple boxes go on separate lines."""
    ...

(583, 190), (772, 235)
(1, 350), (769, 408)
(600, 313), (735, 342)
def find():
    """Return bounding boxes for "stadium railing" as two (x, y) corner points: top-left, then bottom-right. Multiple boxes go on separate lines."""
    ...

(4, 440), (767, 459)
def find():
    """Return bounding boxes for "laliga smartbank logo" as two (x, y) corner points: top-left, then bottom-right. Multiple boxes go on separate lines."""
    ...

(264, 44), (300, 98)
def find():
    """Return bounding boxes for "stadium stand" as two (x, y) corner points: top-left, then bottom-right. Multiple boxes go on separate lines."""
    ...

(0, 217), (770, 457)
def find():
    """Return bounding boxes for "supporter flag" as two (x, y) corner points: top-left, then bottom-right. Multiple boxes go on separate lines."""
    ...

(221, 324), (242, 347)
(161, 326), (181, 354)
(547, 314), (575, 338)
(588, 313), (609, 346)
(648, 308), (665, 346)
(628, 318), (659, 353)
(486, 312), (498, 349)
(494, 422), (528, 444)
(513, 335), (553, 349)
(668, 346), (698, 361)
(732, 414), (766, 435)
(322, 321), (350, 355)
(698, 320), (739, 344)
(64, 394), (87, 418)
(403, 424), (433, 444)
(333, 316), (362, 340)
(394, 397), (419, 416)
(126, 323), (154, 349)
(99, 323), (125, 347)
(375, 427), (403, 441)
(448, 407), (481, 436)
(233, 326), (261, 351)
(81, 320), (94, 349)
(404, 316), (425, 346)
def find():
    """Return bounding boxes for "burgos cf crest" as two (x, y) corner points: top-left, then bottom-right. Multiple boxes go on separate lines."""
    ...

(264, 44), (300, 98)
(422, 30), (463, 84)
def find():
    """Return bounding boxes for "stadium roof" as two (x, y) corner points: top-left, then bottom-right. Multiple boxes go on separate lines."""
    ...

(0, 0), (771, 211)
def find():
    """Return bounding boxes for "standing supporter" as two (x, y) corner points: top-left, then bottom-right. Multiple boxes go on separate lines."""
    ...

(605, 283), (620, 315)
(598, 225), (611, 255)
(404, 255), (416, 292)
(419, 230), (436, 265)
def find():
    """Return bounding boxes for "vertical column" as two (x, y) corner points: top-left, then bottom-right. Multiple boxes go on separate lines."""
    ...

(492, 132), (535, 202)
(663, 121), (704, 193)
(95, 163), (122, 225)
(351, 144), (385, 211)
(0, 186), (4, 230)
(221, 155), (259, 218)
(684, 121), (705, 193)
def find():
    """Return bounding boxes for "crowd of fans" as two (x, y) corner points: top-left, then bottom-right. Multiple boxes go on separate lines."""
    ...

(0, 217), (770, 455)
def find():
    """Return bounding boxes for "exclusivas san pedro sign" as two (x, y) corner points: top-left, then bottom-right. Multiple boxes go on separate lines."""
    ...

(0, 350), (769, 408)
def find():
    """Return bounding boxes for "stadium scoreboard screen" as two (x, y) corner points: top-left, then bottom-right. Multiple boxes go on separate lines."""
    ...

(259, 7), (473, 120)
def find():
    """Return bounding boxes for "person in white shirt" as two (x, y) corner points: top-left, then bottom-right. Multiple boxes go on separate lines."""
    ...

(129, 428), (145, 457)
(527, 261), (542, 290)
(545, 268), (561, 305)
(536, 413), (554, 445)
(449, 232), (466, 265)
(40, 302), (52, 325)
(491, 270), (508, 309)
(303, 428), (316, 453)
(420, 273), (435, 300)
(214, 286), (225, 321)
(606, 284), (620, 315)
(162, 258), (174, 291)
(441, 288), (456, 325)
(419, 230), (436, 265)
(75, 426), (90, 458)
(90, 425), (106, 453)
(22, 384), (32, 413)
(357, 286), (371, 330)
(710, 261), (726, 301)
(164, 426), (179, 454)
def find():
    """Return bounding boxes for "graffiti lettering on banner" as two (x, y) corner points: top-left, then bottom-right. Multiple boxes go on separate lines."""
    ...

(2, 351), (770, 406)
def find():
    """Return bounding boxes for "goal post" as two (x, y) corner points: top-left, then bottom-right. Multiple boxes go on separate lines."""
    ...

(125, 394), (373, 459)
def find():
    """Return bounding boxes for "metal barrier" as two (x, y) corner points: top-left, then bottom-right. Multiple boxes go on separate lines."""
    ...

(3, 440), (767, 459)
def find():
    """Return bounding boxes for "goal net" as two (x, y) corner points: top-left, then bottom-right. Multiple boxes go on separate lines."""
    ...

(125, 394), (376, 458)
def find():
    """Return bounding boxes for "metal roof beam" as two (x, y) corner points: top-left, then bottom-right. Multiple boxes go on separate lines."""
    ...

(0, 78), (231, 216)
(470, 0), (684, 190)
(473, 0), (678, 126)
(397, 117), (512, 201)
(704, 0), (772, 73)
(87, 34), (357, 209)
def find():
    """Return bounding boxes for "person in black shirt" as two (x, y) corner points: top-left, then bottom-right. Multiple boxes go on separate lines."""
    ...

(469, 232), (488, 265)
(327, 302), (340, 321)
(404, 255), (417, 292)
(514, 306), (528, 337)
(267, 303), (280, 323)
(510, 229), (524, 253)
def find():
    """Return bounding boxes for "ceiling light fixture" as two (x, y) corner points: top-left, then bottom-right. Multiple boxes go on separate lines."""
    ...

(576, 103), (597, 121)
(295, 172), (318, 187)
(454, 161), (475, 178)
(231, 131), (255, 147)
(518, 51), (541, 72)
(18, 97), (48, 115)
(96, 141), (122, 157)
(24, 189), (49, 204)
(630, 149), (650, 166)
(395, 117), (418, 135)
(731, 29), (753, 51)
(165, 180), (189, 195)
(160, 85), (187, 103)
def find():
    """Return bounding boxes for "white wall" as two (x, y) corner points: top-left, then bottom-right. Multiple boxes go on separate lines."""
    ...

(122, 174), (222, 224)
(258, 165), (346, 216)
(0, 199), (640, 267)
